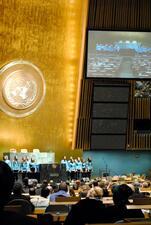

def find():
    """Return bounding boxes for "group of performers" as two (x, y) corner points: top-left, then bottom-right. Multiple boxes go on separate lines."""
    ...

(3, 154), (93, 182)
(61, 156), (93, 180)
(3, 155), (39, 181)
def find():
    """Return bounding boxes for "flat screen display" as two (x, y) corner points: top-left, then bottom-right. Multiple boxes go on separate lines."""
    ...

(87, 31), (151, 79)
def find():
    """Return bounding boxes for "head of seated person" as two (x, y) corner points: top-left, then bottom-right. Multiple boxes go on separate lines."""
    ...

(32, 179), (38, 188)
(93, 180), (99, 187)
(80, 178), (85, 186)
(142, 181), (150, 188)
(41, 187), (50, 198)
(134, 181), (141, 188)
(134, 186), (140, 194)
(23, 177), (28, 187)
(75, 180), (81, 187)
(79, 184), (90, 198)
(13, 182), (23, 196)
(47, 184), (53, 194)
(69, 187), (76, 197)
(87, 186), (103, 200)
(41, 179), (48, 188)
(99, 181), (106, 188)
(51, 182), (59, 193)
(112, 184), (133, 206)
(59, 182), (68, 192)
(49, 181), (70, 202)
(102, 187), (109, 197)
(0, 161), (14, 210)
(29, 187), (36, 195)
(73, 183), (78, 190)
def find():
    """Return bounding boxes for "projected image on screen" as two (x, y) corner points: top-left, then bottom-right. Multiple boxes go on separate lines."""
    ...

(87, 31), (151, 79)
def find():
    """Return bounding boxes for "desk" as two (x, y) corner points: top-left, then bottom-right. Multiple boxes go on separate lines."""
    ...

(126, 205), (151, 219)
(34, 201), (151, 214)
(102, 197), (113, 205)
(50, 201), (77, 205)
(102, 197), (133, 205)
(51, 198), (114, 205)
(127, 205), (151, 210)
(34, 207), (46, 214)
(34, 201), (77, 214)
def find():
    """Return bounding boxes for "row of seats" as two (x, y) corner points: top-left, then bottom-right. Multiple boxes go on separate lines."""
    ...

(5, 196), (151, 215)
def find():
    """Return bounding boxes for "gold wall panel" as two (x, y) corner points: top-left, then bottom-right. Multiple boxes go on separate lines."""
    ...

(0, 0), (89, 161)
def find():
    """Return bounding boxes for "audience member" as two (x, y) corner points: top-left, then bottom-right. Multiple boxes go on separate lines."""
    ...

(130, 185), (149, 199)
(49, 181), (70, 201)
(79, 184), (90, 198)
(69, 187), (76, 197)
(106, 184), (144, 222)
(87, 186), (103, 199)
(29, 187), (36, 196)
(41, 187), (50, 198)
(23, 177), (29, 190)
(64, 192), (106, 225)
(35, 179), (48, 195)
(0, 161), (37, 225)
(9, 182), (35, 212)
(11, 182), (29, 200)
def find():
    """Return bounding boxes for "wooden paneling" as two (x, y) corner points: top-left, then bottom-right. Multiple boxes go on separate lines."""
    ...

(75, 79), (93, 149)
(134, 98), (151, 120)
(132, 132), (151, 150)
(88, 0), (151, 30)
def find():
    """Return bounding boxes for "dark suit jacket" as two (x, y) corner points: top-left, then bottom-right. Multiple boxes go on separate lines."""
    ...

(64, 198), (108, 225)
(64, 199), (144, 225)
(9, 194), (35, 212)
(0, 211), (38, 225)
(106, 204), (144, 222)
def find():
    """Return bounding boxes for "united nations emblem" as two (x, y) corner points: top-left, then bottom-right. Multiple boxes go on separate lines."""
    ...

(0, 61), (46, 117)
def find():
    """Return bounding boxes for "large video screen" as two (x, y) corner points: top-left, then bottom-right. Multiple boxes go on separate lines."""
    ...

(87, 31), (151, 79)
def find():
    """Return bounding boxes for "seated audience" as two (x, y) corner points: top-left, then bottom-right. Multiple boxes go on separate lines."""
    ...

(69, 187), (76, 197)
(35, 179), (48, 195)
(106, 184), (144, 222)
(31, 190), (49, 207)
(79, 184), (90, 198)
(142, 181), (150, 188)
(29, 187), (36, 196)
(41, 187), (50, 198)
(0, 161), (37, 225)
(98, 180), (109, 197)
(130, 185), (150, 199)
(49, 181), (70, 201)
(23, 177), (29, 191)
(11, 182), (30, 200)
(9, 182), (35, 212)
(87, 186), (103, 199)
(64, 187), (107, 225)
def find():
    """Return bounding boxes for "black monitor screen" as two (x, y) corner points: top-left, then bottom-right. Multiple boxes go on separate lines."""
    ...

(87, 31), (151, 79)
